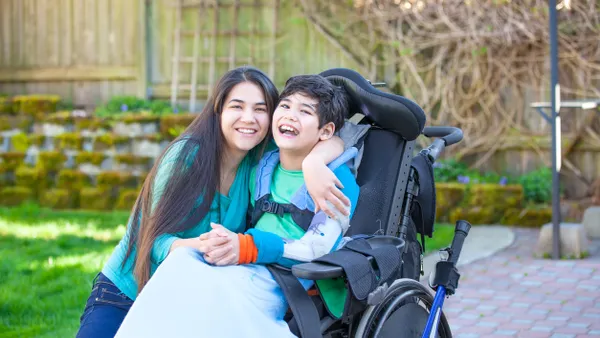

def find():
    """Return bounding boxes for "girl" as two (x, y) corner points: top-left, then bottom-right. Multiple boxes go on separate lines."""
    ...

(76, 66), (349, 338)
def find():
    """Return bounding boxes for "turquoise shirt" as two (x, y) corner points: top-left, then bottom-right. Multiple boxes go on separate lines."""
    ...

(102, 139), (253, 300)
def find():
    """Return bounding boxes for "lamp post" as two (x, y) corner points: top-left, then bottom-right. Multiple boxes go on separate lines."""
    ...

(549, 0), (561, 260)
(530, 0), (600, 259)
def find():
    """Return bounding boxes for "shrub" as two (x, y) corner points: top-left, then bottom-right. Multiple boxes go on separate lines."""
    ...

(56, 170), (90, 190)
(79, 187), (112, 210)
(0, 186), (33, 206)
(517, 167), (552, 204)
(40, 189), (74, 209)
(38, 151), (67, 172)
(0, 152), (26, 171)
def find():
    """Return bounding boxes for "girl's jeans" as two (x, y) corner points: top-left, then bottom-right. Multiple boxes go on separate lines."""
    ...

(76, 272), (134, 338)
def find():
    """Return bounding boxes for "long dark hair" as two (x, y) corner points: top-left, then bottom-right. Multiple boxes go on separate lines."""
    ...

(123, 66), (279, 293)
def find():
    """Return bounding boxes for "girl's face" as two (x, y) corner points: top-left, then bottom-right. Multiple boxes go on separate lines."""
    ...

(220, 82), (271, 158)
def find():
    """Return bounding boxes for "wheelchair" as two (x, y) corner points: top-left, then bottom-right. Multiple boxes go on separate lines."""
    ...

(269, 68), (473, 338)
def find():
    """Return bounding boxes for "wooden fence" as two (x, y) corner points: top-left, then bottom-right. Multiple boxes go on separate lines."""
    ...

(0, 0), (599, 198)
(0, 0), (145, 107)
(0, 0), (361, 108)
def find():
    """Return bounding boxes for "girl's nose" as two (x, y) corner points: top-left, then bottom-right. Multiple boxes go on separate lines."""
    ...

(240, 108), (256, 122)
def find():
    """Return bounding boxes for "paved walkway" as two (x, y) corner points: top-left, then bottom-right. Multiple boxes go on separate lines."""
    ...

(438, 228), (600, 338)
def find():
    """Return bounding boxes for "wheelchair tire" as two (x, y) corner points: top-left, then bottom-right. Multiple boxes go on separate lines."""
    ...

(401, 219), (422, 281)
(353, 278), (452, 338)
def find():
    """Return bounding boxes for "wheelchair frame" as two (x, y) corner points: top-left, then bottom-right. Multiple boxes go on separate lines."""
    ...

(287, 124), (472, 338)
(357, 126), (472, 338)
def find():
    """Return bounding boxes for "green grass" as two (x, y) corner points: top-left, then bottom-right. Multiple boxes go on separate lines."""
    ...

(0, 203), (130, 338)
(0, 204), (456, 337)
(424, 223), (456, 255)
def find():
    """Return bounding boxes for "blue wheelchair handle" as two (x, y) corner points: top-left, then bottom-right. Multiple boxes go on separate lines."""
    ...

(422, 220), (472, 338)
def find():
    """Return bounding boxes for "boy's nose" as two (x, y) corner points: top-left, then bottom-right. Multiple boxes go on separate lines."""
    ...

(283, 113), (298, 121)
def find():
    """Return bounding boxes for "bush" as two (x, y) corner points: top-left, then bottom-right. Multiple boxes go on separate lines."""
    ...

(40, 189), (74, 209)
(518, 167), (552, 204)
(12, 95), (60, 119)
(503, 207), (552, 227)
(449, 206), (496, 225)
(115, 189), (140, 210)
(94, 96), (180, 119)
(0, 186), (33, 206)
(435, 183), (467, 221)
(466, 184), (523, 209)
(38, 151), (67, 172)
(75, 152), (106, 166)
(56, 170), (90, 190)
(0, 96), (13, 115)
(11, 133), (30, 152)
(15, 166), (48, 196)
(55, 133), (83, 150)
(0, 152), (26, 171)
(79, 187), (112, 210)
(159, 114), (195, 139)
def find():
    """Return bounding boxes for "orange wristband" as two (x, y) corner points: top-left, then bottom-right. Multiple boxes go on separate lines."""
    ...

(237, 234), (258, 264)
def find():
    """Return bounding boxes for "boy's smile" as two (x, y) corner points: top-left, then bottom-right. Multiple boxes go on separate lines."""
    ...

(272, 92), (335, 170)
(273, 93), (320, 150)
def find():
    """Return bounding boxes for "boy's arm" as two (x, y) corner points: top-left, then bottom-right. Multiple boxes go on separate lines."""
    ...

(303, 136), (351, 219)
(239, 165), (359, 266)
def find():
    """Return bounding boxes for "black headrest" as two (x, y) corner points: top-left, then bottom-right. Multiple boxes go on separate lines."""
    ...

(320, 68), (426, 141)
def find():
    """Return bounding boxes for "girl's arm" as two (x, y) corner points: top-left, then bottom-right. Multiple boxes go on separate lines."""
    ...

(148, 141), (231, 263)
(303, 136), (351, 219)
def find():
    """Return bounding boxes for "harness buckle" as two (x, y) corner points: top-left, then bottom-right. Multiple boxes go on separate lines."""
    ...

(261, 200), (284, 217)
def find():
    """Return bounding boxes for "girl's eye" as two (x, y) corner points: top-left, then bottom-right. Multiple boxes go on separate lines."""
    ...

(256, 107), (267, 112)
(231, 105), (242, 109)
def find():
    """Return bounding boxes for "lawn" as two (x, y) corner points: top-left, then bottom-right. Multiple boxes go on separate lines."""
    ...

(0, 204), (456, 337)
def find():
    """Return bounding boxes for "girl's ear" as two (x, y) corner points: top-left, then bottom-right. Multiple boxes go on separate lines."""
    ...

(319, 122), (336, 141)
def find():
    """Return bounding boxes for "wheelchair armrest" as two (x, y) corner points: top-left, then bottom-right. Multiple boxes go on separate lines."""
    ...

(291, 236), (405, 280)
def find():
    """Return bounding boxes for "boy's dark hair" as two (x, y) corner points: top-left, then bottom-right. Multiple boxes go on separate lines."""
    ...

(279, 74), (348, 132)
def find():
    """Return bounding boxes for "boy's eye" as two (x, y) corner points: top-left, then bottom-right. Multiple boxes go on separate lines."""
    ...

(302, 110), (312, 115)
(279, 103), (289, 109)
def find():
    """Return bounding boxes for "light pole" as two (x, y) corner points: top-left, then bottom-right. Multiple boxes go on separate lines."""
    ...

(549, 0), (561, 260)
(531, 0), (600, 259)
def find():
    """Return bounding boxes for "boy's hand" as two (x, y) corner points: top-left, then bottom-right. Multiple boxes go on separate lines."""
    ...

(201, 223), (240, 266)
(303, 157), (350, 219)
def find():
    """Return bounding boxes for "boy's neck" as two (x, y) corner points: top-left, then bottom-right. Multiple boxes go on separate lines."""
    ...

(279, 149), (309, 172)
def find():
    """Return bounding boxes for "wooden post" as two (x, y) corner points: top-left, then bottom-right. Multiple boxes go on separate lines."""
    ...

(208, 0), (219, 98)
(229, 0), (239, 70)
(190, 0), (205, 112)
(268, 0), (279, 79)
(170, 0), (183, 107)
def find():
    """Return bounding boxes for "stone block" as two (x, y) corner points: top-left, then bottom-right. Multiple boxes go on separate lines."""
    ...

(535, 223), (589, 259)
(583, 206), (600, 239)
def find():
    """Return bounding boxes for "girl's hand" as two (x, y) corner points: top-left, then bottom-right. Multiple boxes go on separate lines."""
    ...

(303, 156), (350, 219)
(170, 234), (230, 254)
(201, 223), (240, 266)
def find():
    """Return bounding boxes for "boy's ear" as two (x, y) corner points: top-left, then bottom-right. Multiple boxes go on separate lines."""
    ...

(319, 122), (336, 141)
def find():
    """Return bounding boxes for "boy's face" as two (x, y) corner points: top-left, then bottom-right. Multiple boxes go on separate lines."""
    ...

(272, 92), (335, 155)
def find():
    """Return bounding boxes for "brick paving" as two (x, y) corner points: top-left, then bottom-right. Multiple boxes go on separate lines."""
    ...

(439, 228), (600, 338)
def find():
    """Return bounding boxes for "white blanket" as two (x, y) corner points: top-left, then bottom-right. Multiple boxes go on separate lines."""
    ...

(115, 247), (314, 338)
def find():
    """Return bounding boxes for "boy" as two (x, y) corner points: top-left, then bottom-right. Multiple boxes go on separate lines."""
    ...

(115, 75), (359, 338)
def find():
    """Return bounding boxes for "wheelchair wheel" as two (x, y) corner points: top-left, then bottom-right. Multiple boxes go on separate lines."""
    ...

(401, 219), (422, 281)
(353, 279), (452, 338)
